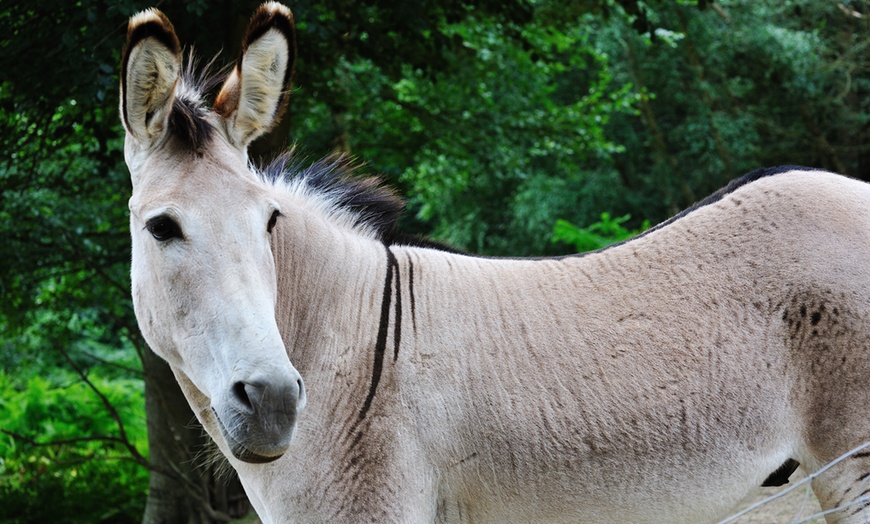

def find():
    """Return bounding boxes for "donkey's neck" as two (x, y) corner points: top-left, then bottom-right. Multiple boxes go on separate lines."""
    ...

(269, 197), (388, 377)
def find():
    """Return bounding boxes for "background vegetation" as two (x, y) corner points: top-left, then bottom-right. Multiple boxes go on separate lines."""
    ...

(1, 0), (868, 521)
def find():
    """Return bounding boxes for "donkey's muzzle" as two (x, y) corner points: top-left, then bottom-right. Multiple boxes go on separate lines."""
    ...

(215, 371), (306, 464)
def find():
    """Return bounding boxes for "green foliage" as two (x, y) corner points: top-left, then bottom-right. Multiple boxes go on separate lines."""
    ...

(595, 0), (870, 220)
(1, 30), (147, 517)
(0, 371), (147, 523)
(393, 16), (638, 255)
(293, 9), (641, 255)
(552, 213), (650, 252)
(293, 0), (870, 257)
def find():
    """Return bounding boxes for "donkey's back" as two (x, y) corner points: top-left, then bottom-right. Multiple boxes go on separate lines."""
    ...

(388, 168), (870, 523)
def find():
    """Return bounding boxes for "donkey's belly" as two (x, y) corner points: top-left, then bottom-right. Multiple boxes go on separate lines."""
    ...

(430, 373), (797, 524)
(441, 447), (788, 524)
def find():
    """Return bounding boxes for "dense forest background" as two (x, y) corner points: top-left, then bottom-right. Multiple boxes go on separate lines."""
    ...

(1, 0), (869, 522)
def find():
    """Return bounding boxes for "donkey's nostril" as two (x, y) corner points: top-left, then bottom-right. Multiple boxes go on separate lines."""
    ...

(296, 378), (306, 410)
(231, 381), (259, 414)
(228, 376), (302, 419)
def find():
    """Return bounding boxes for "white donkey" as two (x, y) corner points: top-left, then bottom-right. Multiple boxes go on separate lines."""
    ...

(121, 3), (870, 523)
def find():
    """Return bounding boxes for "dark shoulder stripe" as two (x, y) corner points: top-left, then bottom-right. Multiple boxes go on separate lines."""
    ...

(391, 252), (402, 362)
(354, 245), (396, 425)
(407, 255), (417, 335)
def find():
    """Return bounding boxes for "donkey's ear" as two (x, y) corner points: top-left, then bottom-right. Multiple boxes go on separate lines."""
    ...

(214, 2), (296, 149)
(120, 9), (181, 148)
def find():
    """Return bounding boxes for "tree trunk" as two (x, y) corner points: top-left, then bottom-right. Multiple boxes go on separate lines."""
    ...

(141, 347), (251, 524)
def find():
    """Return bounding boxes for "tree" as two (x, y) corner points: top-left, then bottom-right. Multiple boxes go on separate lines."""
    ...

(596, 0), (870, 221)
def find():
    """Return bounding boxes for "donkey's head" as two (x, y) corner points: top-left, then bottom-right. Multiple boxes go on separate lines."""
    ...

(121, 3), (304, 463)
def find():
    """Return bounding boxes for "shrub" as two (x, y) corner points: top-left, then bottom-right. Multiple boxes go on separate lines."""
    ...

(552, 212), (650, 252)
(0, 371), (148, 523)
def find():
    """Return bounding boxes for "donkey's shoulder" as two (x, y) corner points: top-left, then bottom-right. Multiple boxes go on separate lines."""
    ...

(662, 165), (826, 227)
(544, 165), (840, 261)
(699, 164), (827, 205)
(630, 165), (834, 241)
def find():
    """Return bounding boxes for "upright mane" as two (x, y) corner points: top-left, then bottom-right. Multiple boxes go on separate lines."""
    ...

(165, 54), (226, 153)
(260, 151), (405, 242)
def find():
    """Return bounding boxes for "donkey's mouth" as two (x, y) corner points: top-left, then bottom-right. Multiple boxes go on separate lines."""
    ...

(212, 408), (286, 464)
(231, 444), (284, 464)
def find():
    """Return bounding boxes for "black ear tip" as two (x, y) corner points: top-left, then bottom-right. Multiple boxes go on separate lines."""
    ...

(125, 9), (181, 57)
(121, 9), (182, 137)
(238, 2), (297, 101)
(242, 2), (296, 54)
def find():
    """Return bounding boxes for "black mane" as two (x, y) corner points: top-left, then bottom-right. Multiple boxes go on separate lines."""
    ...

(168, 97), (212, 153)
(262, 152), (406, 243)
(623, 164), (824, 243)
(167, 55), (225, 153)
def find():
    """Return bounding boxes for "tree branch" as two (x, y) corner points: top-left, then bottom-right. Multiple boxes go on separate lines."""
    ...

(710, 2), (730, 23)
(79, 349), (143, 377)
(56, 344), (149, 468)
(1, 428), (131, 449)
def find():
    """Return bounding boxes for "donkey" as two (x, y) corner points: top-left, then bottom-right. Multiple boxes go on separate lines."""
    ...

(121, 3), (870, 523)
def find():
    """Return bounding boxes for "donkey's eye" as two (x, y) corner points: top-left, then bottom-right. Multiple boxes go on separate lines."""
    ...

(145, 216), (183, 241)
(267, 210), (281, 234)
